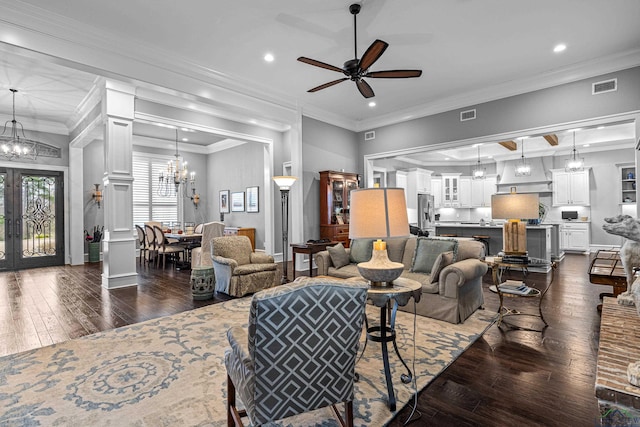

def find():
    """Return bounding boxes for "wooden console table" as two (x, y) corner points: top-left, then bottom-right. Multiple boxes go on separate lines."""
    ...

(224, 227), (256, 251)
(589, 250), (627, 312)
(596, 297), (640, 425)
(290, 241), (338, 279)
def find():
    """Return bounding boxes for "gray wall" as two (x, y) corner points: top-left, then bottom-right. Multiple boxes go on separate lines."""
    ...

(359, 66), (640, 157)
(208, 142), (267, 250)
(302, 116), (360, 241)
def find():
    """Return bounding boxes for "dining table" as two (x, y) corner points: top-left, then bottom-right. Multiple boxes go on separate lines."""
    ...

(164, 233), (202, 269)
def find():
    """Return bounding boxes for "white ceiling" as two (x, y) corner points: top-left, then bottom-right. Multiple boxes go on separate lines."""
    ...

(0, 0), (639, 148)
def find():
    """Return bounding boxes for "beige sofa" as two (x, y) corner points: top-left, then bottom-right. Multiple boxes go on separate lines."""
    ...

(315, 237), (488, 324)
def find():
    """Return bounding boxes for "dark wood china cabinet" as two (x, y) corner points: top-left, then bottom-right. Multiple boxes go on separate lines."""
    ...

(319, 170), (360, 247)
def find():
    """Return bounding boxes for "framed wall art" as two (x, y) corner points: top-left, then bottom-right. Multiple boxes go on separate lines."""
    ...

(219, 190), (230, 213)
(231, 191), (245, 212)
(246, 186), (259, 213)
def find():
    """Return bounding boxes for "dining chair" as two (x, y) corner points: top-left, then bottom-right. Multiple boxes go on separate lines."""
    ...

(144, 224), (158, 265)
(153, 225), (185, 269)
(191, 221), (225, 267)
(135, 224), (148, 265)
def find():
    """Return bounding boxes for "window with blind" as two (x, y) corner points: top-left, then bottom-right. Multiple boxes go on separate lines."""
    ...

(132, 153), (181, 225)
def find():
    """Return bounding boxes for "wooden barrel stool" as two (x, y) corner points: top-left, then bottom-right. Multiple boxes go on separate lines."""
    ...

(472, 235), (491, 256)
(190, 266), (215, 300)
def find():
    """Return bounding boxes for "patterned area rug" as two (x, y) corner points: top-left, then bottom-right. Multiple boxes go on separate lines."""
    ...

(0, 297), (495, 426)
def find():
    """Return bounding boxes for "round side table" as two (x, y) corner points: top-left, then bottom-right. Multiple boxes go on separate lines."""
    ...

(190, 266), (215, 300)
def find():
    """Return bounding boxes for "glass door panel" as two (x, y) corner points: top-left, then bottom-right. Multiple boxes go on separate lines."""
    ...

(0, 168), (63, 271)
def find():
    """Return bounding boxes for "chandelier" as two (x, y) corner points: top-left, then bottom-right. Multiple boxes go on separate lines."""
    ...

(514, 137), (531, 177)
(0, 89), (61, 160)
(564, 131), (584, 172)
(157, 129), (198, 204)
(472, 145), (486, 180)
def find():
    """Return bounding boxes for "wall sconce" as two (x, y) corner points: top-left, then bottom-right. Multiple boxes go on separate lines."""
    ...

(190, 188), (200, 208)
(92, 184), (102, 208)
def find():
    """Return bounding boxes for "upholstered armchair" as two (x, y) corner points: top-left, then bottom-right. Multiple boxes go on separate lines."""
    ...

(191, 221), (225, 267)
(225, 277), (368, 427)
(211, 235), (277, 297)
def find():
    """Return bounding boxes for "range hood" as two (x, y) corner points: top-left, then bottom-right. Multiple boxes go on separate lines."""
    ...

(496, 157), (553, 193)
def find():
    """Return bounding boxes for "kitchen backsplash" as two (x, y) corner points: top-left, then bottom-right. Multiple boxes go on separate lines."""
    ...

(429, 194), (593, 224)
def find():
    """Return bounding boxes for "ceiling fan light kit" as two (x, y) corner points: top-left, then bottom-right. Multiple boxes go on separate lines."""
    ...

(297, 3), (422, 99)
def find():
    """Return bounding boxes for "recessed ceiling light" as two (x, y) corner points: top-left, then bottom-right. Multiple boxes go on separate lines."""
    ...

(553, 43), (567, 53)
(368, 101), (376, 107)
(597, 126), (605, 130)
(444, 157), (450, 160)
(264, 53), (274, 62)
(568, 128), (582, 132)
(182, 138), (188, 142)
(583, 144), (590, 147)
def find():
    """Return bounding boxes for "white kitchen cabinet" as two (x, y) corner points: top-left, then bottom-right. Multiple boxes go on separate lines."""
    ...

(470, 176), (497, 207)
(560, 222), (590, 252)
(441, 173), (461, 207)
(552, 169), (590, 206)
(406, 168), (433, 210)
(459, 176), (472, 207)
(431, 178), (442, 208)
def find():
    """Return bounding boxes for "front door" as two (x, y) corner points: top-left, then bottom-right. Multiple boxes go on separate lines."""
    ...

(0, 168), (64, 271)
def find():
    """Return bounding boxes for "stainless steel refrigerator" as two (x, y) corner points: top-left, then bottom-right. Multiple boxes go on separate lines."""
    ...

(417, 193), (435, 231)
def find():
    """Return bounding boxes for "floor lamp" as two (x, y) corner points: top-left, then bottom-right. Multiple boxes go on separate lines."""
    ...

(491, 188), (539, 255)
(273, 176), (297, 284)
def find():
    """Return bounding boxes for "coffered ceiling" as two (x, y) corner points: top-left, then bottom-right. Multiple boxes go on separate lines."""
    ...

(0, 0), (639, 145)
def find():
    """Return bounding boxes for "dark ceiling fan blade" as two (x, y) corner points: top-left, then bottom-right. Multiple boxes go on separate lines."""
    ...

(366, 69), (423, 78)
(308, 78), (349, 93)
(358, 39), (389, 71)
(356, 79), (375, 98)
(297, 57), (344, 73)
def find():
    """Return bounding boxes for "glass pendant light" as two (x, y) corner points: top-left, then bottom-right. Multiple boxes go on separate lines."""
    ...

(564, 131), (584, 172)
(514, 138), (531, 177)
(472, 145), (486, 180)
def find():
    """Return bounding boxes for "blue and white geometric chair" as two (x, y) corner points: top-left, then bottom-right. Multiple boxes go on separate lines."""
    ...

(224, 276), (368, 427)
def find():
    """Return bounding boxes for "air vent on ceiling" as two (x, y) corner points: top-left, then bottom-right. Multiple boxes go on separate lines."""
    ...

(592, 78), (617, 95)
(460, 109), (476, 122)
(364, 131), (376, 141)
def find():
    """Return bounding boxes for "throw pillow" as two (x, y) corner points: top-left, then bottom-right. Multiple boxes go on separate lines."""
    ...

(327, 243), (350, 269)
(349, 239), (375, 264)
(430, 251), (455, 283)
(411, 238), (458, 274)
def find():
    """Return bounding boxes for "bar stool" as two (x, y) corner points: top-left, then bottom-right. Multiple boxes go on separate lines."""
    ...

(439, 233), (457, 238)
(472, 235), (491, 256)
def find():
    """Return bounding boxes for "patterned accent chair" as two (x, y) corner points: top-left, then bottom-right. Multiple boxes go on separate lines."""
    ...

(211, 235), (277, 297)
(191, 221), (225, 267)
(225, 277), (368, 427)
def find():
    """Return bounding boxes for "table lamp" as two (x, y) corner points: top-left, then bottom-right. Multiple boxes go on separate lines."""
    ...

(491, 188), (539, 255)
(349, 187), (410, 285)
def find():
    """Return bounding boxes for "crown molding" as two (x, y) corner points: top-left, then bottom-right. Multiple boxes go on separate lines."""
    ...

(355, 49), (640, 133)
(1, 1), (639, 136)
(0, 1), (300, 131)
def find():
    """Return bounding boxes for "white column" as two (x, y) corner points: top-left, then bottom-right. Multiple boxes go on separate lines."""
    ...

(101, 80), (137, 289)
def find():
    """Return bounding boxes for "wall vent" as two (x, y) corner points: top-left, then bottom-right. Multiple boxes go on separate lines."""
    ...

(364, 131), (376, 140)
(460, 109), (476, 121)
(592, 78), (617, 95)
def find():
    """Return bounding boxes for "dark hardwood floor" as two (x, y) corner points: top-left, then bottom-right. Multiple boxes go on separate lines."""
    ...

(0, 254), (603, 425)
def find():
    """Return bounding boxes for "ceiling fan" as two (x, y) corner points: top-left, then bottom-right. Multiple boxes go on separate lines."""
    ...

(297, 3), (422, 99)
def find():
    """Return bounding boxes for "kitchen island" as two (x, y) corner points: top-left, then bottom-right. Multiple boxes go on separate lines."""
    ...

(435, 223), (559, 267)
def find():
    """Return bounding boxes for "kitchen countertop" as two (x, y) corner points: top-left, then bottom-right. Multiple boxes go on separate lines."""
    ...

(435, 223), (554, 229)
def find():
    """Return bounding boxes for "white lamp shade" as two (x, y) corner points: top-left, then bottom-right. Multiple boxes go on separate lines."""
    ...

(491, 192), (539, 220)
(349, 188), (410, 239)
(273, 175), (297, 189)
